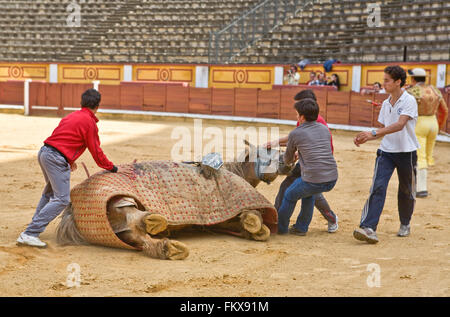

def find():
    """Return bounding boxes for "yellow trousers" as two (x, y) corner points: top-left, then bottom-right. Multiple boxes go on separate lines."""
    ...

(415, 115), (438, 169)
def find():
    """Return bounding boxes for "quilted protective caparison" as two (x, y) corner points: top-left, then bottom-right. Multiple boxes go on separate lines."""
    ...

(70, 161), (278, 249)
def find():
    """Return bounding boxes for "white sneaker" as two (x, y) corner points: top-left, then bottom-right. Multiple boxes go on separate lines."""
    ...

(328, 215), (338, 233)
(16, 232), (47, 248)
(397, 224), (410, 237)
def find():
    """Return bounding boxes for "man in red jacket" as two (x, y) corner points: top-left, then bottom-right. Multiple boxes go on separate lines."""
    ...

(17, 89), (130, 248)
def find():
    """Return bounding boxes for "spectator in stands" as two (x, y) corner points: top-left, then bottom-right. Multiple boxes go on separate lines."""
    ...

(353, 66), (419, 244)
(407, 68), (448, 198)
(361, 82), (386, 95)
(327, 73), (340, 90)
(16, 89), (132, 248)
(444, 85), (450, 94)
(285, 64), (300, 85)
(373, 82), (386, 93)
(307, 72), (320, 86)
(317, 73), (327, 86)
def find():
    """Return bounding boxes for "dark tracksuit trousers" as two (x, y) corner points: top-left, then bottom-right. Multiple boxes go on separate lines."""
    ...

(360, 149), (417, 231)
(275, 163), (337, 224)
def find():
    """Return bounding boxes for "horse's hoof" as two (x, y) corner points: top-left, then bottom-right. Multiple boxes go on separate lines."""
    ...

(164, 240), (189, 260)
(240, 211), (262, 234)
(251, 224), (270, 241)
(144, 214), (168, 235)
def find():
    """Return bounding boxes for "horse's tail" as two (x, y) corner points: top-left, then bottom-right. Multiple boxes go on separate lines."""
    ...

(56, 203), (87, 245)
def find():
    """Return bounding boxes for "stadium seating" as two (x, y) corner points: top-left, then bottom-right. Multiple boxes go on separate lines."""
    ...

(236, 0), (450, 64)
(0, 0), (259, 63)
(0, 0), (448, 64)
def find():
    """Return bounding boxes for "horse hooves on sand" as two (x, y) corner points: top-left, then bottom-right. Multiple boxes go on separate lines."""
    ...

(240, 210), (263, 234)
(144, 214), (168, 235)
(251, 224), (271, 241)
(163, 240), (189, 260)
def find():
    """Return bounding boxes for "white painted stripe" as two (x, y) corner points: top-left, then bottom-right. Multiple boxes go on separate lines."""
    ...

(0, 105), (24, 109)
(32, 106), (59, 110)
(361, 155), (381, 223)
(411, 152), (417, 200)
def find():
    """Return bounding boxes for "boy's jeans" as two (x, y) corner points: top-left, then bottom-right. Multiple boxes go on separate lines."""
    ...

(24, 145), (71, 237)
(275, 163), (337, 224)
(278, 177), (337, 233)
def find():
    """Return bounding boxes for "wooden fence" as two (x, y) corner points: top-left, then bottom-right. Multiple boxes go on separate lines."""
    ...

(0, 81), (449, 132)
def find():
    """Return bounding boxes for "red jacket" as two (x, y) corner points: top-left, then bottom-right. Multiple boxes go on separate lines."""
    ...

(44, 107), (115, 171)
(297, 114), (334, 153)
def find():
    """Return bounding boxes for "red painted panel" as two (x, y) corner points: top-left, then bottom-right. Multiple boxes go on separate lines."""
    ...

(279, 87), (298, 120)
(29, 82), (47, 107)
(257, 89), (280, 119)
(235, 88), (258, 117)
(211, 88), (234, 116)
(46, 83), (62, 108)
(143, 84), (166, 112)
(326, 91), (350, 125)
(0, 81), (24, 105)
(166, 86), (189, 113)
(349, 92), (374, 127)
(120, 84), (143, 110)
(189, 87), (211, 114)
(98, 84), (121, 109)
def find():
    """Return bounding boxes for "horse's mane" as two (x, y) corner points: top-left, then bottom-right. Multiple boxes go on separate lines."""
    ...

(223, 161), (246, 179)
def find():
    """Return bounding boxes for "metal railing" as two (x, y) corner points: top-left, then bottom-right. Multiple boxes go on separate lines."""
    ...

(208, 0), (308, 64)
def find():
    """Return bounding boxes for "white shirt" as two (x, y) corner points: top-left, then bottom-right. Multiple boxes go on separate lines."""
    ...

(378, 91), (419, 153)
(286, 72), (300, 85)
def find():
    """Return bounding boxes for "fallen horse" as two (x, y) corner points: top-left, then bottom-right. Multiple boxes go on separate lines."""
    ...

(56, 160), (280, 260)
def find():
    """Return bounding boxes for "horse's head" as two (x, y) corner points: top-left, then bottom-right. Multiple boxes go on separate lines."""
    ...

(240, 140), (294, 185)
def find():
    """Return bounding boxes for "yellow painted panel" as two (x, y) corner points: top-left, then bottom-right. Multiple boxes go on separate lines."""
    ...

(212, 69), (235, 83)
(447, 64), (450, 87)
(0, 63), (49, 81)
(133, 65), (195, 85)
(97, 68), (121, 80)
(171, 69), (193, 82)
(63, 67), (85, 79)
(136, 69), (159, 81)
(58, 64), (123, 84)
(366, 69), (385, 86)
(210, 66), (274, 89)
(22, 66), (47, 79)
(0, 67), (9, 78)
(247, 70), (271, 84)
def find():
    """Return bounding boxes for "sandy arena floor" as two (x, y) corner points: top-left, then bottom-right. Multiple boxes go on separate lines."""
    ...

(0, 112), (449, 297)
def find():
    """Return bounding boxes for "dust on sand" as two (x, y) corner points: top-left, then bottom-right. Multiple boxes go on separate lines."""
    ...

(0, 113), (449, 297)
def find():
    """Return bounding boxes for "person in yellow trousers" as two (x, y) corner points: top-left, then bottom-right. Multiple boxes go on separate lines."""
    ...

(407, 68), (448, 198)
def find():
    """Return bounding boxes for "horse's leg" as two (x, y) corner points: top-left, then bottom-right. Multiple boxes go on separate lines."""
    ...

(240, 210), (263, 233)
(240, 210), (270, 241)
(211, 210), (271, 241)
(143, 213), (168, 235)
(117, 230), (189, 260)
(142, 235), (189, 260)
